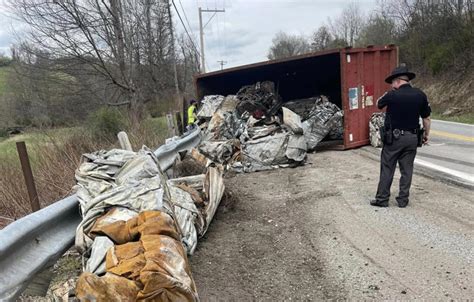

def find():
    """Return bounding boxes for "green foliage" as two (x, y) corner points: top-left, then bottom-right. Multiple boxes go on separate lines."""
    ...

(0, 128), (8, 138)
(395, 5), (473, 74)
(0, 56), (12, 67)
(87, 107), (128, 140)
(430, 112), (474, 125)
(426, 44), (452, 75)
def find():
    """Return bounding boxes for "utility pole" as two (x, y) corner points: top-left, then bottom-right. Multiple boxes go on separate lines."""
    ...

(168, 0), (180, 109)
(199, 7), (225, 73)
(217, 60), (227, 70)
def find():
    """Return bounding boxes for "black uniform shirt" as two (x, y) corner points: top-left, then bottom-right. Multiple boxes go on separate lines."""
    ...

(377, 83), (431, 130)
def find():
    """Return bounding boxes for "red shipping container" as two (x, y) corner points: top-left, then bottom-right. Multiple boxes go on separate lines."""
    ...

(195, 45), (398, 149)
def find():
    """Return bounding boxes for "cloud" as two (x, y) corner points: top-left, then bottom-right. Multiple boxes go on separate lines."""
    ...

(178, 0), (378, 71)
(0, 0), (378, 67)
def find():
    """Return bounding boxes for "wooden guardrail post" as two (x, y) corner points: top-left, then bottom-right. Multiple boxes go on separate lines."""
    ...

(16, 141), (40, 212)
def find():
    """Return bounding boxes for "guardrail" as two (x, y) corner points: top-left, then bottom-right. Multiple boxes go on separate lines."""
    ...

(0, 128), (201, 301)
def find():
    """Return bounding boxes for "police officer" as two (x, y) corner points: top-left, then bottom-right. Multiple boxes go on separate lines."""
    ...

(370, 66), (431, 208)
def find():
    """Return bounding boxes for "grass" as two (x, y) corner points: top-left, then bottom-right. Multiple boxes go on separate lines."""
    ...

(430, 111), (474, 125)
(0, 128), (78, 164)
(0, 116), (169, 224)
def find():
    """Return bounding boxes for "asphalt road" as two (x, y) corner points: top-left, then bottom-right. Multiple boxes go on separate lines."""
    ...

(417, 119), (474, 181)
(192, 150), (474, 300)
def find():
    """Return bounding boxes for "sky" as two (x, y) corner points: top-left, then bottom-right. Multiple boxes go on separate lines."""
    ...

(0, 0), (378, 72)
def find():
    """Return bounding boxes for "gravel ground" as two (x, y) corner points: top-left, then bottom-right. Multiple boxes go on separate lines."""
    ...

(190, 149), (473, 300)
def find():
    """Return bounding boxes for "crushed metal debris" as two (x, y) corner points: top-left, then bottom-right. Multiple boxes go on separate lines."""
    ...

(69, 80), (345, 301)
(196, 82), (344, 172)
(369, 112), (386, 148)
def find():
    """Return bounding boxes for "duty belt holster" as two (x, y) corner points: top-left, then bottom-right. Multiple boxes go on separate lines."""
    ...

(417, 128), (425, 147)
(380, 127), (393, 145)
(380, 113), (393, 145)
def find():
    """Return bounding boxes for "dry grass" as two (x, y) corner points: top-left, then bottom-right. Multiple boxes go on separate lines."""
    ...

(0, 118), (167, 226)
(0, 131), (108, 220)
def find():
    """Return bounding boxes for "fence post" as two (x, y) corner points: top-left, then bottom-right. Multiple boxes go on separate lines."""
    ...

(117, 131), (133, 151)
(16, 141), (40, 212)
(166, 112), (177, 137)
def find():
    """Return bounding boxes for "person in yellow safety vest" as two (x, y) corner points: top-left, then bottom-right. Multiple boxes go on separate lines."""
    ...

(187, 99), (198, 131)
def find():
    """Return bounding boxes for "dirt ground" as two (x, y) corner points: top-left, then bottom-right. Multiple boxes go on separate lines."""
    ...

(190, 149), (473, 300)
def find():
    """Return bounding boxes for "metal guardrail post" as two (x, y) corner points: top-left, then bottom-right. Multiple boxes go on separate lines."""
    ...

(16, 141), (40, 212)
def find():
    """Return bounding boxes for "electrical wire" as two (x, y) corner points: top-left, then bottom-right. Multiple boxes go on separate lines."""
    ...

(178, 0), (195, 38)
(171, 0), (201, 58)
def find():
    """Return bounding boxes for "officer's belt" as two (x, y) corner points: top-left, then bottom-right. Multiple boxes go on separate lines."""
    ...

(393, 129), (418, 135)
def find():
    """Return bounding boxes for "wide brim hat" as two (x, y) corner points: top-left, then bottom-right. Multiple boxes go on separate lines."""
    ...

(385, 66), (416, 83)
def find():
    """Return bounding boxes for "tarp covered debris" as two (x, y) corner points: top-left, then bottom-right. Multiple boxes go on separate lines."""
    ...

(74, 145), (226, 301)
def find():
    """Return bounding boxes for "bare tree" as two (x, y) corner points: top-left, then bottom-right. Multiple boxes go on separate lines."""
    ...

(328, 2), (365, 46)
(311, 26), (332, 51)
(9, 0), (179, 125)
(267, 31), (310, 60)
(357, 12), (397, 46)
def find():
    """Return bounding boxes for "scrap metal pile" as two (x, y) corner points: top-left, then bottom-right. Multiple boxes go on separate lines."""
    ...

(69, 80), (343, 301)
(195, 81), (344, 172)
(369, 112), (386, 148)
(73, 147), (224, 301)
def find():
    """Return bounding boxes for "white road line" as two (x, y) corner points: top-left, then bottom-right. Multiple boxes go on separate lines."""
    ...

(415, 158), (474, 183)
(432, 119), (474, 128)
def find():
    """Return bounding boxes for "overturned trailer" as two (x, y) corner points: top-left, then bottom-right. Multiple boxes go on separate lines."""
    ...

(195, 45), (398, 149)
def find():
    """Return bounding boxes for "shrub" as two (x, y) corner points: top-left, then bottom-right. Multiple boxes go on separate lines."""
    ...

(87, 107), (128, 141)
(0, 128), (8, 138)
(0, 130), (111, 222)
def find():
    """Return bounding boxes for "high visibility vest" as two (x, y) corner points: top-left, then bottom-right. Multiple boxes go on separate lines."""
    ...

(187, 105), (196, 125)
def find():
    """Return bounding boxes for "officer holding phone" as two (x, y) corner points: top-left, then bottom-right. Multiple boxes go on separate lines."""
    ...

(370, 66), (431, 208)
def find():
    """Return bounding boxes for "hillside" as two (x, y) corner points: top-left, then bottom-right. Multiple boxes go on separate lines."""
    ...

(414, 69), (474, 123)
(0, 66), (10, 95)
(0, 66), (13, 128)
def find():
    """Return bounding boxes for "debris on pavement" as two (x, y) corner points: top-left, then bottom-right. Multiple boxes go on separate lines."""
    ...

(73, 145), (225, 301)
(69, 80), (346, 300)
(301, 96), (344, 150)
(369, 112), (385, 148)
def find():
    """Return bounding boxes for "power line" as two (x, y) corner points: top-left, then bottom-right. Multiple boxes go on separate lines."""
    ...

(171, 0), (201, 58)
(177, 0), (202, 61)
(178, 0), (195, 37)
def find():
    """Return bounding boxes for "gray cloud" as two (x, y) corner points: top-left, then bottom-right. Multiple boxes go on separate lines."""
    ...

(0, 0), (378, 68)
(179, 0), (377, 71)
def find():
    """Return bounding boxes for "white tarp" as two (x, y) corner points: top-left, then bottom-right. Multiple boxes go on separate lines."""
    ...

(75, 148), (196, 256)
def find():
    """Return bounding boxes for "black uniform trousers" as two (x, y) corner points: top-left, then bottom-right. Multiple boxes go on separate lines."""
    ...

(375, 132), (418, 206)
